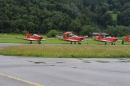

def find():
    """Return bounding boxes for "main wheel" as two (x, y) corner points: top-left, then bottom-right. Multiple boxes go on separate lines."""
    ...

(30, 41), (32, 44)
(38, 41), (41, 44)
(78, 42), (81, 45)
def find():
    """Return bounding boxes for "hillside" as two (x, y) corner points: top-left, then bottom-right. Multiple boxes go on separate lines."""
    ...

(0, 0), (130, 36)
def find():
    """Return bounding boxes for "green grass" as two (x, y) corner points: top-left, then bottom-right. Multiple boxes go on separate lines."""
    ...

(107, 11), (117, 20)
(0, 45), (130, 58)
(111, 14), (117, 20)
(0, 33), (130, 58)
(0, 33), (27, 43)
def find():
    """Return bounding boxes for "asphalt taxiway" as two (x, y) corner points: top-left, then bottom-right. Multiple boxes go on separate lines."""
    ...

(0, 43), (130, 86)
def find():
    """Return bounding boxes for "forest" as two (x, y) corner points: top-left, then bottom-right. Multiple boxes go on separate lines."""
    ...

(0, 0), (130, 37)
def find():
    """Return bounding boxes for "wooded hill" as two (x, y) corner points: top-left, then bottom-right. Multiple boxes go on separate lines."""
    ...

(0, 0), (130, 37)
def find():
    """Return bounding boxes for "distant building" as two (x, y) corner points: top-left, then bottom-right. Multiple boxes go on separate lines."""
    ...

(92, 32), (109, 38)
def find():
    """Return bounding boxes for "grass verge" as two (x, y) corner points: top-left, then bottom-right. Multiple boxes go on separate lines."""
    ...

(0, 45), (130, 58)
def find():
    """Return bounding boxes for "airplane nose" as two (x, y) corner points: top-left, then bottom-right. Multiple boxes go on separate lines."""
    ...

(115, 38), (118, 41)
(41, 37), (43, 39)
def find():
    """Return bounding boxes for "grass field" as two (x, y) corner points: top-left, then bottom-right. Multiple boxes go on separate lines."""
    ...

(107, 11), (118, 20)
(0, 45), (130, 58)
(0, 33), (130, 58)
(111, 14), (117, 20)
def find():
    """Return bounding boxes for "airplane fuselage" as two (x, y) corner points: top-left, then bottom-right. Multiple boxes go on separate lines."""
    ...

(98, 37), (118, 42)
(27, 36), (43, 40)
(97, 34), (118, 45)
(64, 37), (84, 41)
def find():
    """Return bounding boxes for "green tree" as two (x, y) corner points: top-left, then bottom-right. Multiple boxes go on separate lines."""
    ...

(80, 25), (93, 36)
(106, 25), (130, 37)
(102, 13), (114, 27)
(0, 0), (130, 34)
(46, 30), (59, 37)
(69, 18), (81, 34)
(117, 9), (130, 26)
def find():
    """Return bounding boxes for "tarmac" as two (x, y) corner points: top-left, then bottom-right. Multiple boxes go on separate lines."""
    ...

(0, 43), (130, 86)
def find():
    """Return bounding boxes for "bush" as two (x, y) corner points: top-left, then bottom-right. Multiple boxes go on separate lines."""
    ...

(46, 30), (59, 37)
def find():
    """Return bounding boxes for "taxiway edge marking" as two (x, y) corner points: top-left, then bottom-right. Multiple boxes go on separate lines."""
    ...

(0, 72), (44, 86)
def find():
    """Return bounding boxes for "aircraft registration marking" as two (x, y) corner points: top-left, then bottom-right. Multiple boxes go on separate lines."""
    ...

(0, 72), (44, 86)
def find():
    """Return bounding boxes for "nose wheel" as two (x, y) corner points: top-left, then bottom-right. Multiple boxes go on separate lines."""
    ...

(111, 42), (115, 45)
(37, 40), (41, 44)
(70, 41), (81, 44)
(30, 41), (32, 44)
(78, 42), (81, 45)
(29, 41), (41, 44)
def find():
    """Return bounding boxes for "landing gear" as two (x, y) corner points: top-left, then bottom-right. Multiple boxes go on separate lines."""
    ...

(114, 43), (115, 45)
(29, 40), (41, 44)
(30, 41), (32, 44)
(78, 42), (81, 45)
(70, 41), (76, 44)
(104, 42), (115, 45)
(70, 41), (81, 44)
(37, 40), (41, 44)
(111, 42), (115, 45)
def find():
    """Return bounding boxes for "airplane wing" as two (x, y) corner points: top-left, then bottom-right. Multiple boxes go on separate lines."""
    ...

(23, 38), (40, 41)
(23, 38), (46, 41)
(65, 39), (83, 42)
(98, 40), (115, 42)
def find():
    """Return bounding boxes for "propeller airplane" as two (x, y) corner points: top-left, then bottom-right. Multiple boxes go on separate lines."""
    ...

(22, 32), (44, 44)
(97, 34), (118, 45)
(62, 32), (84, 44)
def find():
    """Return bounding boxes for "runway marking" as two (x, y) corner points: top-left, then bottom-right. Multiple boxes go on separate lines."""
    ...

(0, 73), (44, 86)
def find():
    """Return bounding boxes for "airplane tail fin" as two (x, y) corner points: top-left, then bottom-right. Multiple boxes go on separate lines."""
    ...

(63, 34), (68, 39)
(126, 35), (129, 41)
(26, 32), (30, 38)
(98, 34), (101, 40)
(64, 34), (68, 39)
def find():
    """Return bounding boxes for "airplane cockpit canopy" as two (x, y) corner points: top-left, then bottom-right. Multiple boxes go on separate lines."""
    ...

(33, 34), (38, 36)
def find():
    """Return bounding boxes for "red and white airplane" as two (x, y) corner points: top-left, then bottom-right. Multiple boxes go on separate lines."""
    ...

(125, 35), (130, 42)
(97, 34), (118, 45)
(63, 32), (84, 44)
(122, 35), (130, 44)
(23, 32), (44, 44)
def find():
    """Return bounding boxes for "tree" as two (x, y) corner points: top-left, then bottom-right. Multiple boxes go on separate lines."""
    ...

(0, 0), (130, 34)
(80, 25), (93, 36)
(106, 25), (130, 37)
(46, 30), (59, 37)
(117, 9), (130, 26)
(102, 13), (114, 27)
(69, 18), (81, 34)
(121, 2), (130, 12)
